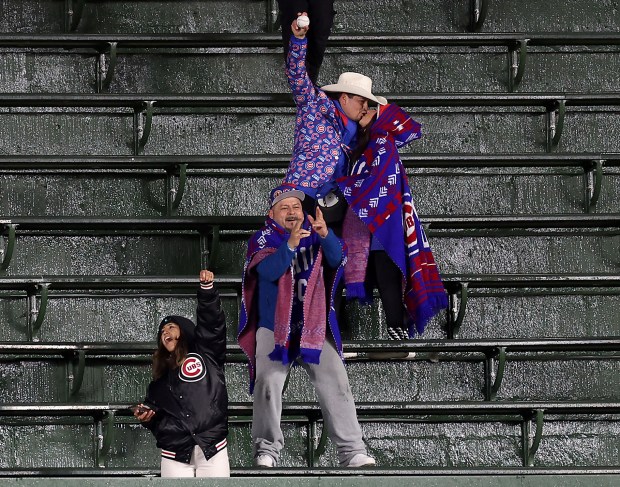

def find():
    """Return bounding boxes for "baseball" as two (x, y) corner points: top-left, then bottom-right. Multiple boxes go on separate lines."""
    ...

(296, 15), (310, 29)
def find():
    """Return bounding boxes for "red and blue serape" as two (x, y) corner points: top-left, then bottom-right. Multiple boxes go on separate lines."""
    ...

(337, 103), (448, 336)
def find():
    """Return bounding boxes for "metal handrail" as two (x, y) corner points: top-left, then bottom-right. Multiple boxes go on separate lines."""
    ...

(1, 32), (620, 48)
(2, 214), (620, 232)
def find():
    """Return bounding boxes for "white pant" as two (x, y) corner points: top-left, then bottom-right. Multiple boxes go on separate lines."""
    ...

(160, 446), (230, 477)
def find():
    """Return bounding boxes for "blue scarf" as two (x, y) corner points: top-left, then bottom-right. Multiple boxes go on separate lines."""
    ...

(332, 100), (358, 180)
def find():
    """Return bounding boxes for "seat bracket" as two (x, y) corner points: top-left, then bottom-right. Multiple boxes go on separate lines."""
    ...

(165, 163), (187, 216)
(96, 42), (118, 93)
(508, 39), (529, 92)
(66, 0), (86, 32)
(26, 283), (49, 341)
(265, 0), (279, 33)
(207, 225), (221, 270)
(199, 225), (221, 270)
(484, 346), (506, 400)
(522, 409), (545, 466)
(96, 410), (117, 468)
(0, 223), (17, 273)
(469, 0), (488, 31)
(546, 100), (566, 151)
(200, 232), (210, 269)
(447, 282), (468, 338)
(584, 159), (604, 213)
(134, 101), (155, 155)
(312, 422), (329, 466)
(69, 350), (86, 397)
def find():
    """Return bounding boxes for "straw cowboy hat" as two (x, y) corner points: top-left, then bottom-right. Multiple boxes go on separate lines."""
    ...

(322, 72), (385, 105)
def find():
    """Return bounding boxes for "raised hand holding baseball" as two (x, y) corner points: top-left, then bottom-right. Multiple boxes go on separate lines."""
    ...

(292, 11), (309, 38)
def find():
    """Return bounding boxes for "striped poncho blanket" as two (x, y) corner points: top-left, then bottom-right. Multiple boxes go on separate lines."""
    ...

(337, 103), (448, 336)
(237, 217), (345, 393)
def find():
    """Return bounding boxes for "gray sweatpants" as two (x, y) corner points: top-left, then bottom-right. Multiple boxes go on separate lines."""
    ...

(252, 327), (368, 466)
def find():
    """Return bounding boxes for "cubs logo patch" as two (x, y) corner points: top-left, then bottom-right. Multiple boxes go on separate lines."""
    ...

(179, 353), (206, 382)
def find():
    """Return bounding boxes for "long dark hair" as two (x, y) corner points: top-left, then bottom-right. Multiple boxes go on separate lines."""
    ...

(349, 124), (371, 165)
(152, 331), (189, 380)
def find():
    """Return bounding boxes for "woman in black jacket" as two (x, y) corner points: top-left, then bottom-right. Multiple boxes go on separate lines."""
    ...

(134, 269), (229, 477)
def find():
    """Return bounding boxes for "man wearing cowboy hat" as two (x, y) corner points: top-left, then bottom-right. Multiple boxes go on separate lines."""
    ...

(282, 12), (386, 216)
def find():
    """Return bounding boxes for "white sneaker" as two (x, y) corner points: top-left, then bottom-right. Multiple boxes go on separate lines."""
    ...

(254, 454), (275, 467)
(346, 453), (376, 468)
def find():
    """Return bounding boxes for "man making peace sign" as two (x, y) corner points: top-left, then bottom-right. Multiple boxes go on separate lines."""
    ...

(238, 184), (375, 468)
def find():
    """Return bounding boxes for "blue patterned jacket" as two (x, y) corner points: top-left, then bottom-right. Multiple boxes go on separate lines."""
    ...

(283, 36), (348, 198)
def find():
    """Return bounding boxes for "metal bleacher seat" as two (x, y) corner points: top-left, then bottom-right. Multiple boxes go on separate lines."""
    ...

(0, 399), (618, 474)
(2, 337), (620, 400)
(2, 211), (619, 271)
(1, 93), (620, 153)
(1, 32), (620, 92)
(0, 153), (617, 213)
(0, 272), (618, 340)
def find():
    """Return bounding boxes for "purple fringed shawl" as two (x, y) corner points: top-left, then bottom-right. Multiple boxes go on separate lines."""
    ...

(337, 103), (448, 336)
(237, 217), (345, 393)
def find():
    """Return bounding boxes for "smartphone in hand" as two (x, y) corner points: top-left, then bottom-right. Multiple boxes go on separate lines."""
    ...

(130, 404), (151, 414)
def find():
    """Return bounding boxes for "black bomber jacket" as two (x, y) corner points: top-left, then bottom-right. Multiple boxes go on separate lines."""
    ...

(142, 285), (228, 463)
